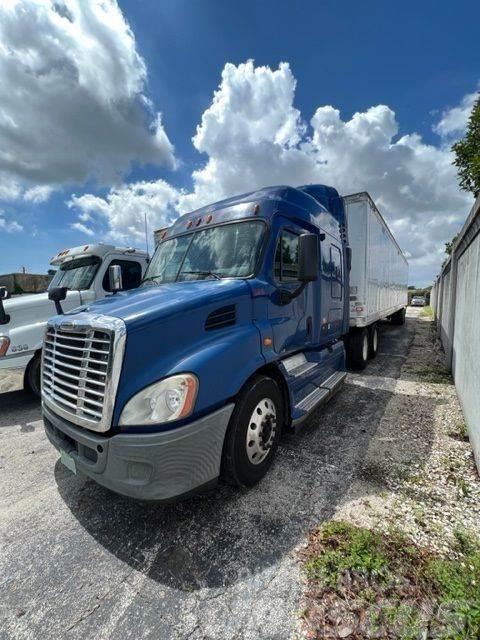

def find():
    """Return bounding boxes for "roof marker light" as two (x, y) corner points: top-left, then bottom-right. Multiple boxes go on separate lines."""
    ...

(196, 218), (202, 226)
(253, 204), (260, 215)
(187, 220), (193, 229)
(83, 245), (89, 251)
(206, 214), (213, 224)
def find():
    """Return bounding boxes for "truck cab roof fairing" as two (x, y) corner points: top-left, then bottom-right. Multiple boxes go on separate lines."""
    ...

(166, 185), (343, 242)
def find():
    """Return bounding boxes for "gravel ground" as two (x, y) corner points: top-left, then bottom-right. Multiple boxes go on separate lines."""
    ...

(1, 309), (471, 640)
(295, 311), (480, 638)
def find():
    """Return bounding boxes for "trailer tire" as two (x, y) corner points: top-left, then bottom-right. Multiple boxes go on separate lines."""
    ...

(221, 375), (283, 487)
(349, 328), (369, 370)
(391, 307), (406, 325)
(369, 324), (379, 359)
(25, 352), (41, 398)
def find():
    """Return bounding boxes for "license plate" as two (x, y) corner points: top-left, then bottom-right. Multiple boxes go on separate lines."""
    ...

(60, 449), (76, 475)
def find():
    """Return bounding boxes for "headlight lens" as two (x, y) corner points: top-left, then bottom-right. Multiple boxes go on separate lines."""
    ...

(119, 373), (198, 426)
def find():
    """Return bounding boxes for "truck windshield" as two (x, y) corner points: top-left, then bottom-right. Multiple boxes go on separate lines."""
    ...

(48, 256), (101, 291)
(143, 221), (265, 283)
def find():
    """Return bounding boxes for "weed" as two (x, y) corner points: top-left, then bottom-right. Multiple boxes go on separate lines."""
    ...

(415, 365), (453, 384)
(420, 305), (434, 318)
(448, 421), (469, 442)
(301, 521), (480, 639)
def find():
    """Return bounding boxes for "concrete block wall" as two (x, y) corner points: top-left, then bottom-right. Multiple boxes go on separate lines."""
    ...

(433, 195), (480, 473)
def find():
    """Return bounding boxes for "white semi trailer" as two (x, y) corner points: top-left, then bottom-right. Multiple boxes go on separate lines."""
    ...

(345, 192), (408, 368)
(0, 244), (148, 396)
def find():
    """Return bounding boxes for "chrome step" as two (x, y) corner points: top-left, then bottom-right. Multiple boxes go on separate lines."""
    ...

(288, 361), (318, 378)
(321, 370), (347, 390)
(296, 386), (329, 412)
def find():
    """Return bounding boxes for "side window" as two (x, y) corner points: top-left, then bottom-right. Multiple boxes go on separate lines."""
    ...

(103, 260), (142, 292)
(274, 231), (299, 281)
(330, 245), (343, 299)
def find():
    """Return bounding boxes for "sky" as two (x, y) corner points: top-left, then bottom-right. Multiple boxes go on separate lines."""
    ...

(0, 0), (479, 286)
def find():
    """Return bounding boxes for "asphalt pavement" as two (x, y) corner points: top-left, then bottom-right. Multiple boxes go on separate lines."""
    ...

(0, 311), (419, 640)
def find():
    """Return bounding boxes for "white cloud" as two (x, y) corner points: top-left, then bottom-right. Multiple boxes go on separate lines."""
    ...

(434, 90), (478, 138)
(0, 0), (175, 201)
(71, 221), (95, 237)
(0, 215), (23, 233)
(24, 185), (54, 203)
(70, 60), (476, 284)
(69, 180), (180, 243)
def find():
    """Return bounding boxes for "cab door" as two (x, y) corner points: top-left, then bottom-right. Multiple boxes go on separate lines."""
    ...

(319, 238), (344, 341)
(268, 220), (316, 355)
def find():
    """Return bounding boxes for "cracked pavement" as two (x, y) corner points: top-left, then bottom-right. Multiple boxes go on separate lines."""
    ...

(0, 311), (419, 639)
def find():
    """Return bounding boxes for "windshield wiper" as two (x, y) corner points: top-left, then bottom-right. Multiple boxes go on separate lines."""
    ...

(180, 270), (223, 280)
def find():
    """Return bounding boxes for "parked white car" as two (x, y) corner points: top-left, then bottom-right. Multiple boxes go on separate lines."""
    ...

(0, 244), (148, 396)
(411, 296), (426, 307)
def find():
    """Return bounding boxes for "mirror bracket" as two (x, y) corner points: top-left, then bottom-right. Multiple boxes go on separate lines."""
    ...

(48, 287), (68, 315)
(0, 286), (9, 325)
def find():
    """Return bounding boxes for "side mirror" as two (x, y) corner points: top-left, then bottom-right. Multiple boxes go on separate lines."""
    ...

(0, 286), (10, 325)
(298, 233), (319, 282)
(48, 286), (68, 315)
(109, 265), (123, 293)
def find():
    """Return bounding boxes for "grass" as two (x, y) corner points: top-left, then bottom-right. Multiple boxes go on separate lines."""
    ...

(301, 521), (480, 639)
(415, 363), (453, 384)
(420, 305), (434, 317)
(448, 421), (470, 442)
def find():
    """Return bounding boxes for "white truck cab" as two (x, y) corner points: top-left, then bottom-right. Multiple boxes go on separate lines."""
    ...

(0, 243), (148, 396)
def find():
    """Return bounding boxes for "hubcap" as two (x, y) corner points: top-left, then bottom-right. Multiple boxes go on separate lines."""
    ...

(362, 334), (368, 361)
(246, 398), (277, 465)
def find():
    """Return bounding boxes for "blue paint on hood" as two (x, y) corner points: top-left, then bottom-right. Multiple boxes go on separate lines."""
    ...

(74, 279), (250, 330)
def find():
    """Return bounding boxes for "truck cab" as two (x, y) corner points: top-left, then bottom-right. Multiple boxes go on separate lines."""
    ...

(0, 244), (148, 396)
(41, 185), (354, 500)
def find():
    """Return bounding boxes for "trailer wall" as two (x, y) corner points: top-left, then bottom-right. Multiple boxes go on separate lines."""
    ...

(345, 193), (408, 327)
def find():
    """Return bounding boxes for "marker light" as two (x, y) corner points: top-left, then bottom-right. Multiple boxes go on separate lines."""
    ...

(0, 336), (10, 357)
(119, 373), (198, 426)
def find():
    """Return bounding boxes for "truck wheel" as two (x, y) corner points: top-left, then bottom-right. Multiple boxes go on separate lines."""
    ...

(349, 328), (369, 370)
(391, 308), (406, 325)
(25, 352), (41, 398)
(369, 324), (379, 359)
(221, 375), (283, 487)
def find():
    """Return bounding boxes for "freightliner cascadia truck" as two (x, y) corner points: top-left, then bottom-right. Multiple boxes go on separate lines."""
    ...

(0, 245), (148, 396)
(40, 185), (408, 500)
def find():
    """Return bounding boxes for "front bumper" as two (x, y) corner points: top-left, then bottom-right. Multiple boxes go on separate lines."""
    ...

(43, 403), (234, 501)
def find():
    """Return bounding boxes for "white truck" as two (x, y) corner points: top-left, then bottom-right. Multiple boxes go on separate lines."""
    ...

(345, 192), (408, 368)
(0, 244), (148, 396)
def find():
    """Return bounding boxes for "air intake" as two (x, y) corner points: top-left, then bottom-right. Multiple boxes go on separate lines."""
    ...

(205, 305), (236, 331)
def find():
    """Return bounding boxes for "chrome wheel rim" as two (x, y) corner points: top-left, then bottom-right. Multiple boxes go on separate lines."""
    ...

(246, 398), (277, 465)
(362, 334), (368, 361)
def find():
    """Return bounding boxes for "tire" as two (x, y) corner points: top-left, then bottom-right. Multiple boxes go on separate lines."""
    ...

(391, 307), (406, 325)
(221, 375), (283, 487)
(369, 323), (379, 359)
(25, 352), (41, 398)
(349, 328), (369, 370)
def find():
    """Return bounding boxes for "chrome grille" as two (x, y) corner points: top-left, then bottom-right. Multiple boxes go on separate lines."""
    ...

(42, 326), (113, 426)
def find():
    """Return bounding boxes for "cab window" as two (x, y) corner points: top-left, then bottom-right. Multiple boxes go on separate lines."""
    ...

(330, 245), (343, 299)
(274, 231), (299, 282)
(103, 260), (142, 291)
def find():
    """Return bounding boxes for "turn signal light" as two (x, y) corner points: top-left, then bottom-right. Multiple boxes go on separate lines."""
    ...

(0, 336), (10, 357)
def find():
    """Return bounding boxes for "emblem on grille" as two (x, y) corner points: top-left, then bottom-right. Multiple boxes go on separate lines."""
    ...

(59, 320), (76, 331)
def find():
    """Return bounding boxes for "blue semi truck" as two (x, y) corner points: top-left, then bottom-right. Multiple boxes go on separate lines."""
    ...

(41, 185), (407, 500)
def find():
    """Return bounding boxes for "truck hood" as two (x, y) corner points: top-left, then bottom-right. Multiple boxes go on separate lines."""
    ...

(70, 279), (250, 330)
(2, 291), (83, 334)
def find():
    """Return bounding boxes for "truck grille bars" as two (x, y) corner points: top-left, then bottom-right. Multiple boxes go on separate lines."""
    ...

(41, 316), (126, 432)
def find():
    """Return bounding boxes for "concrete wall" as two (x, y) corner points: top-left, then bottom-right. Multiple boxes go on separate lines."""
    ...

(433, 195), (480, 472)
(0, 273), (52, 295)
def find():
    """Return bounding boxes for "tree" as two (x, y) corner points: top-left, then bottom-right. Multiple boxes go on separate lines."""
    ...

(452, 95), (480, 197)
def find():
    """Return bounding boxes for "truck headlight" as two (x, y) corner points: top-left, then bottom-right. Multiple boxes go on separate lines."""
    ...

(0, 336), (10, 357)
(119, 373), (198, 426)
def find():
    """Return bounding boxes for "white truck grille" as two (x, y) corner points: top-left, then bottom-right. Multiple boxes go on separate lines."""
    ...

(43, 326), (112, 424)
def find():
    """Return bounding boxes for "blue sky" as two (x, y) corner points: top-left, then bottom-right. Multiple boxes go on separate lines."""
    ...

(0, 0), (479, 285)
